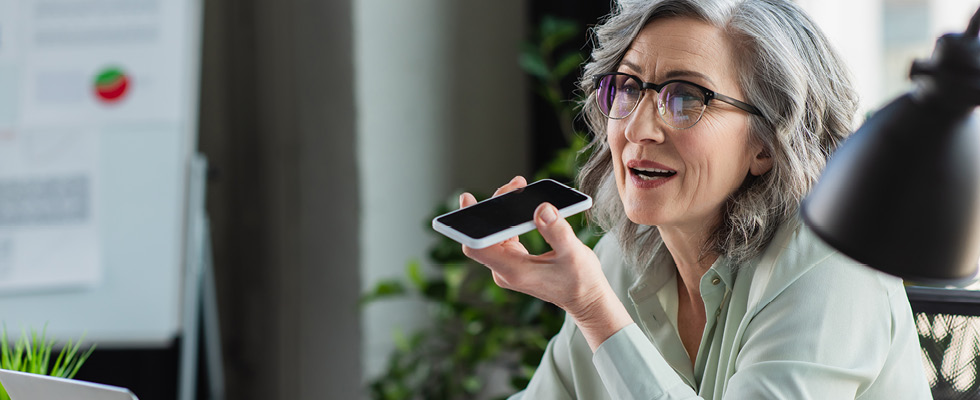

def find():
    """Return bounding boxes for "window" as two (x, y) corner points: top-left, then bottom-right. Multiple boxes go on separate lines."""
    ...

(800, 0), (980, 114)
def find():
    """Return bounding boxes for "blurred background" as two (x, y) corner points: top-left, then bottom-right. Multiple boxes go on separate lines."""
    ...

(0, 0), (978, 399)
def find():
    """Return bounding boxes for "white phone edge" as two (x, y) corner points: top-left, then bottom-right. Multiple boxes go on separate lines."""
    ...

(431, 186), (593, 249)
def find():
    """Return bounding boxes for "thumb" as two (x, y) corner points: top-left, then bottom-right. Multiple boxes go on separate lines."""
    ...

(534, 203), (579, 253)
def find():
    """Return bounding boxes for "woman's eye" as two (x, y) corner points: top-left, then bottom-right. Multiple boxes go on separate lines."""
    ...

(669, 86), (704, 108)
(679, 95), (702, 109)
(620, 82), (640, 96)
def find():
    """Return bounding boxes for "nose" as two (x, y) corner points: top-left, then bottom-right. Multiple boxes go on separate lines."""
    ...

(623, 93), (667, 144)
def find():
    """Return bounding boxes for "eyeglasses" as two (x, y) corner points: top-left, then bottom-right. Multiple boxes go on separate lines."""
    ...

(592, 72), (763, 129)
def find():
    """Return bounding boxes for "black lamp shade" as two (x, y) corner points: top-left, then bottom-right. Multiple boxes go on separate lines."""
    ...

(801, 95), (980, 283)
(801, 26), (980, 284)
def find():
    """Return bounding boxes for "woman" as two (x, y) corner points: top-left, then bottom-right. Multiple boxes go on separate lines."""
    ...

(460, 0), (931, 399)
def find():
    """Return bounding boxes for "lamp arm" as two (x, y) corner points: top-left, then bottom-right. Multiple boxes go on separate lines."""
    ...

(967, 4), (980, 37)
(907, 5), (980, 108)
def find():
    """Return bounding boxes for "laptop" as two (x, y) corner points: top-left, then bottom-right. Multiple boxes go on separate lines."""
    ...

(0, 369), (138, 400)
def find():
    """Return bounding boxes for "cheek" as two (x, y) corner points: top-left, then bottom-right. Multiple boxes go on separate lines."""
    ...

(606, 131), (632, 209)
(607, 122), (625, 150)
(607, 129), (626, 177)
(680, 123), (754, 197)
(707, 155), (749, 198)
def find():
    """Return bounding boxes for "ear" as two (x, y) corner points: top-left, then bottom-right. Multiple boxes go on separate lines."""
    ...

(749, 148), (773, 176)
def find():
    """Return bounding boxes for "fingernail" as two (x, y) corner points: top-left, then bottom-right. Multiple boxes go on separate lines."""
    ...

(540, 204), (557, 224)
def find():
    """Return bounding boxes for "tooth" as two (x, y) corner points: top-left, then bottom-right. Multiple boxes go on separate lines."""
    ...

(635, 167), (670, 173)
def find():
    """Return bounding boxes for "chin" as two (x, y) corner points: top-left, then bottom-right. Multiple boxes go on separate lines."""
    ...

(622, 205), (661, 227)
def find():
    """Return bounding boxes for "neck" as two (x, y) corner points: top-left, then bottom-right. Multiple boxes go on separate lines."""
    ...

(659, 223), (718, 297)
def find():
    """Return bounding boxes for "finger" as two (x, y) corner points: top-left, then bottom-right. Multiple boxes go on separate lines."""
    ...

(534, 202), (581, 254)
(464, 233), (530, 263)
(459, 192), (477, 209)
(492, 175), (528, 197)
(490, 270), (515, 291)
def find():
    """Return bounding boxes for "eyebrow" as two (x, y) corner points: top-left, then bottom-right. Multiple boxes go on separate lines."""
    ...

(619, 59), (715, 86)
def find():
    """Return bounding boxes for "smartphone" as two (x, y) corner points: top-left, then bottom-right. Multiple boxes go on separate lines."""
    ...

(432, 179), (593, 249)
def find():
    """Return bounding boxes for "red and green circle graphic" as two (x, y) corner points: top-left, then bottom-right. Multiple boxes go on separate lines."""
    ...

(93, 67), (130, 103)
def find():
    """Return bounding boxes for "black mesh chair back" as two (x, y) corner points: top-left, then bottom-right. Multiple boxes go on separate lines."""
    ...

(908, 286), (980, 400)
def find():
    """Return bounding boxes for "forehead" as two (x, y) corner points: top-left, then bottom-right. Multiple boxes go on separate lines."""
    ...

(620, 17), (739, 89)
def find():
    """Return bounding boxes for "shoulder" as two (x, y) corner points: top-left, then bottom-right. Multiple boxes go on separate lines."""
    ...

(744, 217), (903, 315)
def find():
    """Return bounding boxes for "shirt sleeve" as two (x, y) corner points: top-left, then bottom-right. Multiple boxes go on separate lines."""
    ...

(514, 233), (640, 399)
(516, 309), (620, 399)
(593, 323), (701, 399)
(511, 312), (580, 400)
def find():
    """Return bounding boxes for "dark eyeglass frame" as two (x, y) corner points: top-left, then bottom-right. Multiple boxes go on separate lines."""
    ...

(592, 72), (763, 129)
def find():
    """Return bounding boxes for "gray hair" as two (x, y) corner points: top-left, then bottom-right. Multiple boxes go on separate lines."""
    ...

(577, 0), (858, 269)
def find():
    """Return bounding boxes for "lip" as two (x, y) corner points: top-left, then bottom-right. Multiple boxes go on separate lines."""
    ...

(626, 159), (677, 189)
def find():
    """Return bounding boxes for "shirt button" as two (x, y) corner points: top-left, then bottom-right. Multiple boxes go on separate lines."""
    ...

(711, 277), (721, 285)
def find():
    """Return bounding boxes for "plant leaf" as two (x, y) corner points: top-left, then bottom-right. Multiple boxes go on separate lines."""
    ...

(539, 16), (578, 54)
(462, 375), (482, 394)
(422, 281), (448, 302)
(359, 280), (407, 305)
(442, 263), (466, 301)
(518, 52), (550, 80)
(406, 261), (427, 292)
(1, 326), (9, 370)
(66, 344), (96, 379)
(552, 52), (583, 81)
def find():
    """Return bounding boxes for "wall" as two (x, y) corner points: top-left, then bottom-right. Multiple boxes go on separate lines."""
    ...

(799, 0), (980, 112)
(355, 0), (530, 385)
(797, 0), (884, 112)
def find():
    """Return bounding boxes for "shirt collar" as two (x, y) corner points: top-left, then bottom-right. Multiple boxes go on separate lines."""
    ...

(629, 242), (737, 300)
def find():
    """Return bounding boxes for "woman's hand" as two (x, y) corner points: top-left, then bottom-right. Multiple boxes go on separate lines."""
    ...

(460, 176), (633, 351)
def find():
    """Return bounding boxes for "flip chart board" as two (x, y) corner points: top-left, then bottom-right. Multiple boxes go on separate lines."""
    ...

(0, 0), (201, 345)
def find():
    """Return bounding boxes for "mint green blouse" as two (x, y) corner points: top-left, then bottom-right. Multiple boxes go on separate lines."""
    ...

(510, 219), (931, 399)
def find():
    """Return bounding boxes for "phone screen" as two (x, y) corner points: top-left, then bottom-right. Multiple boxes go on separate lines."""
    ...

(436, 179), (590, 239)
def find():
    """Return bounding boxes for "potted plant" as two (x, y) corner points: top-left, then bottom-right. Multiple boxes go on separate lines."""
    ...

(0, 326), (96, 400)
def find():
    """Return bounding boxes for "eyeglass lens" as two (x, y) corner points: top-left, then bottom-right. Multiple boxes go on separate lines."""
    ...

(595, 74), (707, 129)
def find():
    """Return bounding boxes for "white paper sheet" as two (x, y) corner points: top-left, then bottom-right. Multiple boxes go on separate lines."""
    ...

(0, 128), (100, 292)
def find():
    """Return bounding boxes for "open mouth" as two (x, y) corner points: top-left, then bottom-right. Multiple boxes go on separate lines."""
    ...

(630, 167), (677, 181)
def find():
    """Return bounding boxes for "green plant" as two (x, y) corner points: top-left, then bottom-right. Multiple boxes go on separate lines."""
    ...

(0, 326), (96, 400)
(362, 16), (598, 400)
